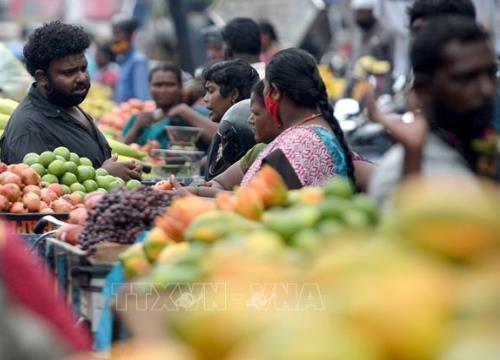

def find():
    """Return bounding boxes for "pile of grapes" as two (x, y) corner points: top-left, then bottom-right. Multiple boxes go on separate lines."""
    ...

(80, 187), (172, 254)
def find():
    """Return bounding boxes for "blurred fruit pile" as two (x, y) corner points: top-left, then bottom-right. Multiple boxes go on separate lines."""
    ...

(0, 98), (19, 135)
(120, 166), (378, 278)
(80, 85), (116, 122)
(115, 171), (500, 360)
(98, 98), (156, 138)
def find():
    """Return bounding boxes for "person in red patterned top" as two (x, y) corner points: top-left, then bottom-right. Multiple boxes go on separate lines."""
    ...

(241, 48), (359, 189)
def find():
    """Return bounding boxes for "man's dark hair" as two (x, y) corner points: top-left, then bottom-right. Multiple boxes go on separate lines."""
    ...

(411, 16), (489, 77)
(222, 18), (261, 56)
(408, 0), (476, 26)
(23, 21), (91, 76)
(202, 59), (259, 102)
(259, 20), (278, 42)
(149, 62), (182, 85)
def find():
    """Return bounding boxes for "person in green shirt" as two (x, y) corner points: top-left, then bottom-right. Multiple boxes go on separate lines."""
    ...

(121, 63), (187, 148)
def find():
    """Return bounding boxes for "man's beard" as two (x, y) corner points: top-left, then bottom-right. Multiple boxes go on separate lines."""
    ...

(429, 101), (494, 142)
(46, 76), (90, 108)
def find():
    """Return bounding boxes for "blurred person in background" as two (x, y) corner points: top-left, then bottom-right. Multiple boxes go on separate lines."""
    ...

(94, 42), (118, 89)
(408, 0), (477, 34)
(0, 21), (141, 181)
(203, 26), (225, 61)
(0, 42), (32, 101)
(121, 63), (183, 148)
(222, 17), (265, 79)
(259, 20), (283, 64)
(366, 0), (479, 175)
(121, 62), (208, 150)
(111, 15), (150, 103)
(370, 16), (498, 206)
(351, 0), (395, 68)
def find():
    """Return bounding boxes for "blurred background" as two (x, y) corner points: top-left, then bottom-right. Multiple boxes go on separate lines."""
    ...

(0, 0), (497, 75)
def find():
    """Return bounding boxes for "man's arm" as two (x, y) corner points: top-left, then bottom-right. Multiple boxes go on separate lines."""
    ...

(1, 131), (51, 164)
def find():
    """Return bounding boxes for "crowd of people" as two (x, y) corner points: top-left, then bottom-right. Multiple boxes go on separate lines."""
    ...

(0, 0), (498, 357)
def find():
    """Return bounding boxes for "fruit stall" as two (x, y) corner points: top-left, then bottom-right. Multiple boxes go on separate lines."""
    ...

(0, 94), (499, 359)
(68, 166), (499, 359)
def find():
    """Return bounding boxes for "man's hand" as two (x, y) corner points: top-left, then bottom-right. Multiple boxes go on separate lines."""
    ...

(101, 155), (142, 181)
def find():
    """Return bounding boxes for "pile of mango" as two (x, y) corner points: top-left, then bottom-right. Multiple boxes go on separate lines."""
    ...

(120, 166), (379, 278)
(116, 171), (500, 360)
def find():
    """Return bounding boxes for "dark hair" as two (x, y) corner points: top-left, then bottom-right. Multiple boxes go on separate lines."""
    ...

(112, 16), (139, 36)
(203, 26), (224, 47)
(23, 21), (91, 76)
(149, 62), (182, 85)
(266, 48), (355, 182)
(259, 20), (278, 41)
(251, 80), (265, 106)
(202, 59), (259, 102)
(408, 0), (476, 26)
(411, 16), (489, 77)
(222, 18), (261, 56)
(97, 43), (116, 63)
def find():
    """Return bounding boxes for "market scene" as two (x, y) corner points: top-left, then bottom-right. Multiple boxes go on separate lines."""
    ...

(0, 0), (499, 358)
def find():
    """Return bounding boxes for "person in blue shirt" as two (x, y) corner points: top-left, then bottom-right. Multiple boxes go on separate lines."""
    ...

(111, 16), (151, 103)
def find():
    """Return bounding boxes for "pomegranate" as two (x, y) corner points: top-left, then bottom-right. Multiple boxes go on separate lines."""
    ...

(0, 172), (22, 187)
(0, 183), (22, 203)
(9, 164), (29, 177)
(0, 163), (7, 174)
(0, 195), (10, 211)
(51, 198), (72, 213)
(68, 207), (88, 226)
(22, 193), (41, 212)
(10, 202), (26, 214)
(62, 193), (84, 206)
(40, 188), (58, 204)
(23, 185), (42, 197)
(84, 191), (104, 210)
(48, 183), (65, 197)
(55, 224), (83, 245)
(20, 168), (41, 186)
(40, 207), (54, 214)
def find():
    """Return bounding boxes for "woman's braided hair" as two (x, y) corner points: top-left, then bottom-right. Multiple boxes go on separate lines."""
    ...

(266, 48), (355, 182)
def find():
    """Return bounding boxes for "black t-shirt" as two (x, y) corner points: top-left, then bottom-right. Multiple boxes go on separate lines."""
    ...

(0, 84), (111, 166)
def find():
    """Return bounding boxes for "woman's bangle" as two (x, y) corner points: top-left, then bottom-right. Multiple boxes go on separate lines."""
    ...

(194, 185), (200, 196)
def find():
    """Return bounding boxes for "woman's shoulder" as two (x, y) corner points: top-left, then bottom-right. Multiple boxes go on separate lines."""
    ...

(274, 125), (328, 146)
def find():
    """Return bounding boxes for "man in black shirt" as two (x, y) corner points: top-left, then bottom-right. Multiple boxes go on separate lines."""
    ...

(0, 21), (140, 180)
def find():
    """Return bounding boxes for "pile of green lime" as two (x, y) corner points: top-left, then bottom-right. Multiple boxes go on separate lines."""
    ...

(23, 147), (142, 194)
